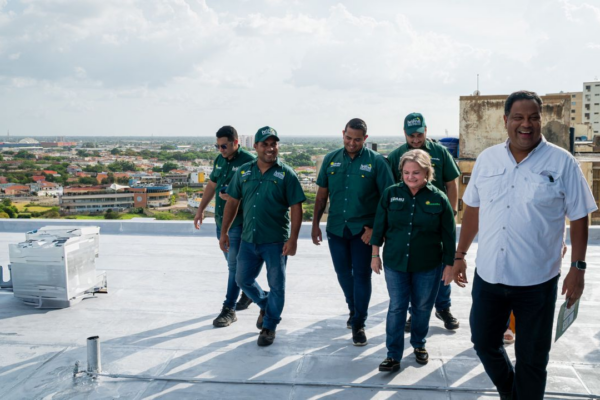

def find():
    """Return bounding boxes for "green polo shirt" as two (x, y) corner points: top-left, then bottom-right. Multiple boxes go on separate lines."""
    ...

(370, 182), (456, 272)
(316, 146), (394, 237)
(209, 147), (256, 228)
(227, 158), (306, 244)
(387, 139), (460, 192)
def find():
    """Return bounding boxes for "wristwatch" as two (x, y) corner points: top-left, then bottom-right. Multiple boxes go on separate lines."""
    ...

(571, 261), (587, 271)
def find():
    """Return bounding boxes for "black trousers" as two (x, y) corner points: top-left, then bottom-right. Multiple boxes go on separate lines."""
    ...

(470, 270), (558, 400)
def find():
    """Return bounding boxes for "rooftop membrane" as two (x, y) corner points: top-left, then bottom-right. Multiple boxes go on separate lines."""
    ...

(0, 220), (599, 399)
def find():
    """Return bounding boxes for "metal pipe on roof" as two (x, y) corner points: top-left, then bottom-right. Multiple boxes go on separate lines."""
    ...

(86, 336), (101, 373)
(84, 371), (599, 399)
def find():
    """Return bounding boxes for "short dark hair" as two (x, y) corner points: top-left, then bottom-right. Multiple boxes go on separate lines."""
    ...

(216, 126), (238, 141)
(344, 118), (367, 135)
(504, 91), (543, 116)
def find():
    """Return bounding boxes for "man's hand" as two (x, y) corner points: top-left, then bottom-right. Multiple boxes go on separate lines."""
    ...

(219, 233), (230, 253)
(452, 259), (468, 288)
(371, 257), (382, 274)
(442, 265), (454, 286)
(562, 267), (585, 309)
(311, 225), (322, 245)
(282, 239), (298, 256)
(193, 211), (204, 230)
(361, 227), (373, 245)
(218, 192), (230, 201)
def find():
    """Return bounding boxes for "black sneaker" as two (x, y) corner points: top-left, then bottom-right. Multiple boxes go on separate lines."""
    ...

(404, 316), (411, 332)
(256, 309), (265, 330)
(346, 311), (355, 329)
(236, 292), (253, 311)
(414, 347), (429, 365)
(212, 306), (237, 328)
(378, 357), (400, 372)
(435, 308), (460, 330)
(257, 328), (276, 346)
(352, 326), (368, 346)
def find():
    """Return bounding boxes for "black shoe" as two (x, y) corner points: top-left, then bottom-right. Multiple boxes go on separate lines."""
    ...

(435, 308), (460, 330)
(352, 326), (368, 346)
(236, 292), (253, 311)
(378, 357), (400, 372)
(414, 347), (429, 365)
(346, 311), (355, 329)
(212, 306), (237, 328)
(257, 328), (276, 346)
(404, 316), (411, 333)
(256, 309), (265, 330)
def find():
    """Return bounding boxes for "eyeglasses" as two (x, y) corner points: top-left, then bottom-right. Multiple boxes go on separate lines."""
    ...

(214, 143), (231, 150)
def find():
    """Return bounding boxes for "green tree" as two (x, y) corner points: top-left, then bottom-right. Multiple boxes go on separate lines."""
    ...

(161, 144), (177, 151)
(162, 162), (179, 173)
(110, 148), (122, 155)
(78, 177), (98, 185)
(0, 211), (9, 219)
(2, 198), (12, 207)
(104, 209), (119, 219)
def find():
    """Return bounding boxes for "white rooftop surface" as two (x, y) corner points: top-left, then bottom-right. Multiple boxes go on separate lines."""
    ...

(0, 222), (599, 400)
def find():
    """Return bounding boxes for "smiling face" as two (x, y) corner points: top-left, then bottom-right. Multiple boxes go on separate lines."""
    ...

(254, 138), (279, 164)
(216, 137), (238, 160)
(405, 128), (427, 149)
(342, 127), (367, 157)
(504, 99), (542, 156)
(402, 160), (428, 192)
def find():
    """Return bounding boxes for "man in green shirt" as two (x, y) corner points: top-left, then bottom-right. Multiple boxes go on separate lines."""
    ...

(387, 113), (461, 332)
(220, 126), (306, 347)
(194, 126), (255, 328)
(312, 118), (394, 346)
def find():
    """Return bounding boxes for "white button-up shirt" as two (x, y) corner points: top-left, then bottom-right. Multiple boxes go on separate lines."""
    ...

(463, 136), (597, 286)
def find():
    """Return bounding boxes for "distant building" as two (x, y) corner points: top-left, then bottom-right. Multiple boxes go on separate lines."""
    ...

(365, 142), (378, 152)
(239, 135), (254, 149)
(548, 91), (583, 126)
(32, 175), (46, 182)
(41, 141), (78, 148)
(67, 165), (82, 174)
(32, 181), (62, 197)
(583, 81), (600, 136)
(3, 184), (31, 196)
(61, 186), (145, 214)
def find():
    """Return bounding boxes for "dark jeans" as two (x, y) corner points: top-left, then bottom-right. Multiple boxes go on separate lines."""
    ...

(236, 241), (287, 331)
(216, 224), (243, 310)
(384, 265), (442, 360)
(327, 227), (372, 329)
(470, 270), (558, 400)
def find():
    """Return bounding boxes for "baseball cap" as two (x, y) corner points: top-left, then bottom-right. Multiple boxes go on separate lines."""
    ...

(254, 126), (280, 143)
(404, 113), (426, 135)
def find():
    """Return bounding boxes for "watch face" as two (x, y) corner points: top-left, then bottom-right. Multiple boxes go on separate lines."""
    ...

(572, 261), (587, 270)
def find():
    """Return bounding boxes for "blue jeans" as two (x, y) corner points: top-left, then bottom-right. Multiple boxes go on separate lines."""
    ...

(408, 264), (451, 315)
(326, 228), (372, 329)
(216, 224), (243, 310)
(235, 241), (287, 331)
(384, 265), (442, 360)
(470, 270), (558, 400)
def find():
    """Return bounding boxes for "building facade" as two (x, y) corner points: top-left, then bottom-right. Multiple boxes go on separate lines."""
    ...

(583, 81), (600, 136)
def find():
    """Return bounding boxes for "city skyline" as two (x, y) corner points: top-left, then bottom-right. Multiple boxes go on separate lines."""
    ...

(1, 0), (599, 137)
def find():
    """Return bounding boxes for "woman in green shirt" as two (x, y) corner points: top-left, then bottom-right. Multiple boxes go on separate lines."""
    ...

(370, 149), (456, 372)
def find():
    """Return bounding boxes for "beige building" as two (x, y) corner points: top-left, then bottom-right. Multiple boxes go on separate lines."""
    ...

(548, 91), (583, 126)
(583, 81), (600, 136)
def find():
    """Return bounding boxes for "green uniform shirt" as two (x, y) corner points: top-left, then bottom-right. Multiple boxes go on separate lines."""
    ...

(209, 147), (256, 228)
(387, 139), (461, 192)
(227, 158), (306, 244)
(316, 146), (394, 237)
(370, 182), (456, 272)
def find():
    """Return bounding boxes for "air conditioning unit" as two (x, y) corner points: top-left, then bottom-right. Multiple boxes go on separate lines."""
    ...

(9, 226), (107, 308)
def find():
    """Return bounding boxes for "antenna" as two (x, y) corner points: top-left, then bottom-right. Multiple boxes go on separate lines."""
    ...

(473, 74), (480, 96)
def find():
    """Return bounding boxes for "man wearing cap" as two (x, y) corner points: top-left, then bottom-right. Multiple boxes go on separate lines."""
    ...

(447, 90), (596, 399)
(220, 126), (306, 346)
(312, 118), (394, 346)
(194, 126), (256, 328)
(387, 113), (461, 333)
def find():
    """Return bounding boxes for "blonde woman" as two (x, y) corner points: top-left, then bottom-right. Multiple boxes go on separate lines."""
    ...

(371, 149), (456, 372)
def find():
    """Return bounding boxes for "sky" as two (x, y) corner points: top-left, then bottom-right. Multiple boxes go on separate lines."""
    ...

(0, 0), (599, 138)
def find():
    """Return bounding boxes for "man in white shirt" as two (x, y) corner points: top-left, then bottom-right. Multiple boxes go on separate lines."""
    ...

(444, 90), (597, 400)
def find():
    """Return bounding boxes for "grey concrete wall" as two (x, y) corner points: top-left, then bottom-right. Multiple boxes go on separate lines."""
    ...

(459, 94), (571, 159)
(2, 219), (600, 243)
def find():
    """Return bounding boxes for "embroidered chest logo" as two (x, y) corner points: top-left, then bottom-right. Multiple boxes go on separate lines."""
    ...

(273, 171), (285, 180)
(390, 197), (405, 203)
(215, 165), (222, 170)
(232, 166), (240, 172)
(425, 201), (440, 206)
(241, 170), (252, 178)
(360, 164), (372, 172)
(330, 162), (341, 167)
